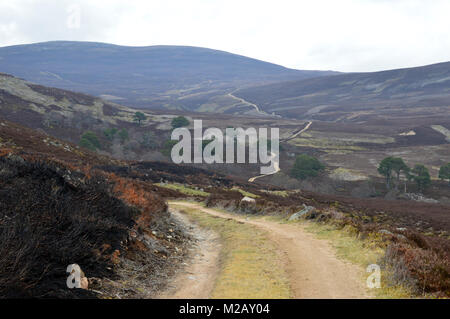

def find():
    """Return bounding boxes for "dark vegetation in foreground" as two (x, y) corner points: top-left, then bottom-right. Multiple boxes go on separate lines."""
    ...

(0, 120), (189, 298)
(0, 156), (136, 297)
(0, 155), (190, 298)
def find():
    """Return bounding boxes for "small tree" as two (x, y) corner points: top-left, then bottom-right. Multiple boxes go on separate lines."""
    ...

(410, 164), (431, 192)
(439, 163), (450, 186)
(118, 128), (129, 144)
(133, 112), (147, 126)
(378, 157), (395, 189)
(79, 131), (101, 151)
(290, 154), (325, 180)
(103, 128), (118, 141)
(391, 157), (410, 190)
(79, 137), (96, 151)
(171, 116), (190, 129)
(378, 157), (411, 191)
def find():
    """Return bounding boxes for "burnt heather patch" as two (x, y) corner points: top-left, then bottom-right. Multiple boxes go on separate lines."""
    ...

(0, 155), (188, 298)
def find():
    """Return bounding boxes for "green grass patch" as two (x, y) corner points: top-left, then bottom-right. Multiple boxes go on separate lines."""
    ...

(260, 190), (289, 197)
(156, 183), (209, 197)
(289, 137), (366, 151)
(231, 187), (259, 198)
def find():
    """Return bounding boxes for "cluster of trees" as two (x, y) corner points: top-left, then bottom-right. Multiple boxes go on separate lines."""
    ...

(78, 115), (191, 154)
(290, 154), (325, 180)
(378, 157), (450, 192)
(103, 128), (129, 143)
(171, 116), (190, 129)
(287, 154), (450, 192)
(377, 157), (411, 190)
(439, 163), (450, 185)
(132, 112), (191, 129)
(79, 128), (129, 152)
(78, 115), (191, 153)
(79, 131), (101, 151)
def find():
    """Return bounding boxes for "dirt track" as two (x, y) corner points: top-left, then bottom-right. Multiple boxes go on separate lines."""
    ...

(156, 210), (221, 299)
(283, 121), (313, 141)
(166, 201), (371, 299)
(248, 151), (280, 182)
(248, 120), (312, 182)
(228, 91), (265, 115)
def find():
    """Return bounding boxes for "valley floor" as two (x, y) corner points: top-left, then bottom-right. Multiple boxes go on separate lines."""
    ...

(164, 201), (372, 299)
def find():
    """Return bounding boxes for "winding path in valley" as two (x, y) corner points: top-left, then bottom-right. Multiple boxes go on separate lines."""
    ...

(248, 121), (313, 182)
(228, 91), (266, 115)
(163, 201), (371, 299)
(248, 151), (280, 182)
(282, 121), (313, 142)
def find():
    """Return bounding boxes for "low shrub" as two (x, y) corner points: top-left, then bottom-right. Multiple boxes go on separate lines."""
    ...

(382, 242), (450, 296)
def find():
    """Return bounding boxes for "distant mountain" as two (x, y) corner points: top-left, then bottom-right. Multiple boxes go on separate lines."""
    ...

(234, 61), (450, 122)
(0, 41), (336, 112)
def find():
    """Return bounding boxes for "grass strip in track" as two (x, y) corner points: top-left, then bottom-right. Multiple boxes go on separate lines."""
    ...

(171, 203), (291, 299)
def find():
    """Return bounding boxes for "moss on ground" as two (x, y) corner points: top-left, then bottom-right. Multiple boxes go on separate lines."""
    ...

(156, 183), (209, 196)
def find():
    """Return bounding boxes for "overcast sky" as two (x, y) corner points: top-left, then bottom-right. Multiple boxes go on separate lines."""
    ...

(1, 0), (450, 72)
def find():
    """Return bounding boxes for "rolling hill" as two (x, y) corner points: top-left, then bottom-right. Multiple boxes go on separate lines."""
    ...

(0, 71), (148, 142)
(0, 41), (335, 112)
(234, 61), (450, 122)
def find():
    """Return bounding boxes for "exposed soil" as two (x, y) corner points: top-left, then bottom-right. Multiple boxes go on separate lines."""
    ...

(156, 210), (221, 299)
(169, 201), (371, 299)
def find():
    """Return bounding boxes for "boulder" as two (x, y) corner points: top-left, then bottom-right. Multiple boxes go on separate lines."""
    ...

(288, 204), (316, 221)
(239, 196), (257, 214)
(241, 196), (256, 203)
(80, 277), (89, 290)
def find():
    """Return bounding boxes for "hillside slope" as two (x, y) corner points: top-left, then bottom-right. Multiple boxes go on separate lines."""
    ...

(0, 119), (188, 298)
(0, 72), (156, 143)
(234, 61), (450, 121)
(0, 41), (336, 112)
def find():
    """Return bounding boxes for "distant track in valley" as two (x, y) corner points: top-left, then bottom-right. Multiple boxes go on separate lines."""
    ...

(248, 152), (280, 182)
(248, 121), (313, 182)
(228, 91), (266, 115)
(281, 121), (313, 142)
